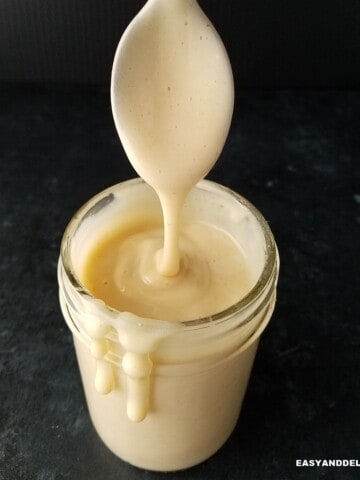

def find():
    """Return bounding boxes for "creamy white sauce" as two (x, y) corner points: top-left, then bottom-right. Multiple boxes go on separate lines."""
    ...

(79, 0), (245, 429)
(111, 0), (234, 276)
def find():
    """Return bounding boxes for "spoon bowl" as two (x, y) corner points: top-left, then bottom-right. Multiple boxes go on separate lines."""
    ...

(111, 0), (234, 193)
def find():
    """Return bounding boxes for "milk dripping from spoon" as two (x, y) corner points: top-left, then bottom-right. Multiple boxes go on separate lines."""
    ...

(111, 0), (234, 276)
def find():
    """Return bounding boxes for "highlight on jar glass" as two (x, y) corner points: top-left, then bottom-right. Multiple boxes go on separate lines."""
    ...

(58, 178), (279, 472)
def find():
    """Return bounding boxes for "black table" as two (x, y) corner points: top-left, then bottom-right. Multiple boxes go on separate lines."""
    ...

(1, 84), (359, 479)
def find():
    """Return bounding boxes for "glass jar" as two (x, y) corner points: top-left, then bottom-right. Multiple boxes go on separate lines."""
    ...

(58, 178), (279, 471)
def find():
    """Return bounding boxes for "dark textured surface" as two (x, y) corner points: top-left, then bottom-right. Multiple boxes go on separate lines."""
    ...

(0, 85), (359, 479)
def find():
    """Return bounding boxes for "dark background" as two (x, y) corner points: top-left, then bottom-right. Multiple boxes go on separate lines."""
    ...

(0, 0), (360, 87)
(0, 1), (360, 480)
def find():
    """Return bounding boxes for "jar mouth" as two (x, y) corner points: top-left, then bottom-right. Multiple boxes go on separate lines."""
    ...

(60, 178), (278, 329)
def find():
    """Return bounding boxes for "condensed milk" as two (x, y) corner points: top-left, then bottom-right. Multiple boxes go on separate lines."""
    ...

(58, 0), (279, 472)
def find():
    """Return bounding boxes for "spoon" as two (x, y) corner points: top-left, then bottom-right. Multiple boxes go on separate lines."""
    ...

(111, 0), (234, 276)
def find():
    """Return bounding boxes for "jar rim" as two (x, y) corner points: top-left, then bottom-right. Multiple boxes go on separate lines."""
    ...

(60, 178), (278, 330)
